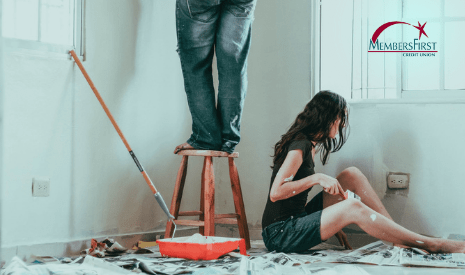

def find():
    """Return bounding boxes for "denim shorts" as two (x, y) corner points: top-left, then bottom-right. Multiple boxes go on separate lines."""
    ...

(261, 192), (324, 253)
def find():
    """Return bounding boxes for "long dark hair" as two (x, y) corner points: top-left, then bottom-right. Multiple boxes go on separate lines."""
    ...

(272, 91), (349, 168)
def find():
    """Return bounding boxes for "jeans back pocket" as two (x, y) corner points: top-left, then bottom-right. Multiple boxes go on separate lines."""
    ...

(227, 0), (256, 18)
(262, 221), (285, 249)
(187, 0), (219, 22)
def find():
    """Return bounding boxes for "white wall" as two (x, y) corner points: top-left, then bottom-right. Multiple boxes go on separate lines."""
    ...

(1, 0), (186, 249)
(1, 0), (312, 251)
(318, 2), (465, 238)
(316, 104), (465, 238)
(0, 0), (4, 262)
(216, 0), (313, 226)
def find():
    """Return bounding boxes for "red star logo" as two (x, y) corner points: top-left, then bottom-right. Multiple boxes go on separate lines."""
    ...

(413, 21), (428, 40)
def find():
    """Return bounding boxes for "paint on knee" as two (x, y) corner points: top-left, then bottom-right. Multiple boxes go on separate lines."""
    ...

(370, 214), (377, 222)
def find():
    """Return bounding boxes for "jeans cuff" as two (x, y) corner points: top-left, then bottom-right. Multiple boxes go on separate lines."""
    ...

(220, 141), (236, 153)
(186, 139), (207, 150)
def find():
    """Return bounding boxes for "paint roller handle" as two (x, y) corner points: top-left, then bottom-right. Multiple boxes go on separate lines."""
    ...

(154, 192), (175, 220)
(338, 184), (346, 200)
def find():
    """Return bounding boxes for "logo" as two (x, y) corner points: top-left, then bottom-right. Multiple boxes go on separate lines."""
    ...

(369, 21), (438, 57)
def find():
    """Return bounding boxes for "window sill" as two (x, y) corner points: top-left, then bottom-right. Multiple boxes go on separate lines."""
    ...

(4, 47), (84, 62)
(3, 39), (84, 61)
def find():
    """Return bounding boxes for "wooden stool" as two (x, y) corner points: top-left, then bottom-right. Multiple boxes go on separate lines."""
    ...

(165, 150), (251, 249)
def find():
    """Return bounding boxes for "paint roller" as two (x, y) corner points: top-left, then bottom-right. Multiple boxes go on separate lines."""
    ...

(339, 189), (361, 200)
(69, 50), (177, 236)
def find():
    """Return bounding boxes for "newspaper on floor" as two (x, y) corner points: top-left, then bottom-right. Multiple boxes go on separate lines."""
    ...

(304, 250), (352, 264)
(0, 256), (132, 275)
(109, 249), (349, 274)
(399, 248), (465, 268)
(239, 252), (319, 275)
(132, 255), (243, 274)
(331, 240), (402, 266)
(239, 254), (371, 275)
(332, 240), (465, 268)
(333, 240), (391, 263)
(355, 245), (401, 266)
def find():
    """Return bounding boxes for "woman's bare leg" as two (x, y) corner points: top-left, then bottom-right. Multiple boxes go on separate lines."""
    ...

(320, 199), (465, 253)
(322, 167), (392, 220)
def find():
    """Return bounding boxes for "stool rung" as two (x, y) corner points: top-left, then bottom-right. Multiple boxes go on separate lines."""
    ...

(173, 220), (205, 226)
(215, 213), (239, 219)
(173, 214), (240, 227)
(165, 153), (250, 249)
(178, 211), (203, 216)
(177, 212), (239, 218)
(215, 218), (239, 225)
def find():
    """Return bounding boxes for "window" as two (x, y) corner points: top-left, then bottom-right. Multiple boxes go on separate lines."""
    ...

(2, 0), (84, 56)
(319, 0), (465, 101)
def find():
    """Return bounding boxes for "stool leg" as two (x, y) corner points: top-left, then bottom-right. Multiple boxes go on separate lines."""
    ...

(165, 155), (189, 238)
(204, 156), (215, 236)
(228, 158), (251, 249)
(199, 157), (206, 235)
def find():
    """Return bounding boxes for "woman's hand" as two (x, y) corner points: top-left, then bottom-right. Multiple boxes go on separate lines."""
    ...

(317, 173), (344, 196)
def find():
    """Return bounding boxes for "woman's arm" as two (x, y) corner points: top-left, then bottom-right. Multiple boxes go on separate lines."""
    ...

(269, 149), (318, 202)
(269, 149), (344, 202)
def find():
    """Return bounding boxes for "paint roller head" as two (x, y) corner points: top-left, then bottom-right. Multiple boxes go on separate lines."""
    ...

(154, 192), (175, 220)
(344, 190), (361, 201)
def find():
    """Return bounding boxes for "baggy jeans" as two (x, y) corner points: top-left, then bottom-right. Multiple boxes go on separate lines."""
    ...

(176, 0), (257, 153)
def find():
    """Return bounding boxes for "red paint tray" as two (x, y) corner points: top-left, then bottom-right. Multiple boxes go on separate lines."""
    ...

(156, 235), (248, 260)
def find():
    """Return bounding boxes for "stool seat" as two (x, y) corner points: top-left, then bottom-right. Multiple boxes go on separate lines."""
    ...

(165, 149), (251, 249)
(176, 149), (239, 158)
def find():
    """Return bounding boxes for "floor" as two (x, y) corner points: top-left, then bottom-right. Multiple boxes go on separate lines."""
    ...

(2, 232), (464, 274)
(242, 239), (465, 275)
(313, 263), (465, 275)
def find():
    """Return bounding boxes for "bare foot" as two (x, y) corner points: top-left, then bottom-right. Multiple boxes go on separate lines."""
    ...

(446, 240), (465, 253)
(174, 142), (194, 154)
(431, 239), (465, 253)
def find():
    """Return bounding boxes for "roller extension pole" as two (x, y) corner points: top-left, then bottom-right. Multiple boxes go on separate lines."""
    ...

(69, 50), (176, 231)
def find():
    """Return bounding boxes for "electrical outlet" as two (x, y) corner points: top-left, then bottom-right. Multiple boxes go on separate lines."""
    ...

(387, 172), (409, 189)
(32, 177), (50, 197)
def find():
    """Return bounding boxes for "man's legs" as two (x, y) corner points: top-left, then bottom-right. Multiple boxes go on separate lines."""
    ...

(175, 0), (222, 152)
(215, 0), (257, 153)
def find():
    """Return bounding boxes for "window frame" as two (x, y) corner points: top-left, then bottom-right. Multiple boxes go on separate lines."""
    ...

(3, 0), (85, 58)
(316, 0), (465, 103)
(401, 14), (465, 99)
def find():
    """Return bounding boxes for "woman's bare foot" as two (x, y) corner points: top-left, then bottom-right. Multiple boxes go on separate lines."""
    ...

(437, 239), (465, 253)
(420, 238), (465, 253)
(174, 142), (194, 154)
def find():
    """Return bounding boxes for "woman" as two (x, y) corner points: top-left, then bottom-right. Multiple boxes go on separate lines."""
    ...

(261, 91), (465, 253)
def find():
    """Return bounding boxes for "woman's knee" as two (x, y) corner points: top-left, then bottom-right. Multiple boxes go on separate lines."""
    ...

(338, 167), (365, 185)
(343, 198), (367, 222)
